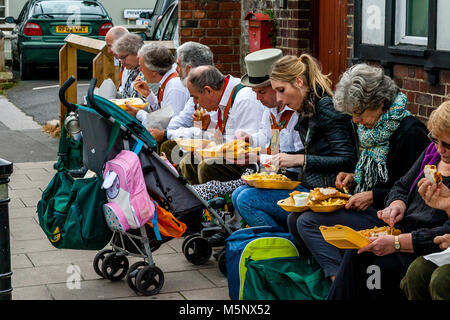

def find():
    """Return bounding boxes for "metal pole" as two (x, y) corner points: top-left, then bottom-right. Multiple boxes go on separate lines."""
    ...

(0, 158), (13, 300)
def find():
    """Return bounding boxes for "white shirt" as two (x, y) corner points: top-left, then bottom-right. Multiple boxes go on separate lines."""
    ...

(259, 106), (303, 173)
(117, 66), (129, 94)
(201, 75), (270, 149)
(136, 63), (190, 124)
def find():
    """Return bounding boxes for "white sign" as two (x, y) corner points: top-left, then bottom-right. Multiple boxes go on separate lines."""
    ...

(124, 9), (152, 19)
(362, 0), (385, 46)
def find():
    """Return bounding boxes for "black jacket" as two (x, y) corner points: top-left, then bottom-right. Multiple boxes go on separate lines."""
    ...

(385, 149), (450, 255)
(291, 95), (358, 189)
(371, 116), (429, 208)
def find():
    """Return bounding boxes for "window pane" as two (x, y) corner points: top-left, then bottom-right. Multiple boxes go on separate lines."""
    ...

(163, 7), (177, 41)
(0, 0), (5, 6)
(406, 0), (428, 37)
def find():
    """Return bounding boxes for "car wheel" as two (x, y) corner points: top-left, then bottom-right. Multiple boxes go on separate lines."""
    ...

(19, 53), (33, 80)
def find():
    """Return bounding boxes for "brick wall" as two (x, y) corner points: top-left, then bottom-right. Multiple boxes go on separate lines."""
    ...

(268, 0), (313, 56)
(179, 0), (242, 77)
(392, 66), (450, 123)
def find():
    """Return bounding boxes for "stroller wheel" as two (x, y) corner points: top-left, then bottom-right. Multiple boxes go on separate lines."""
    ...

(181, 233), (200, 253)
(217, 249), (227, 276)
(126, 261), (148, 292)
(183, 236), (212, 265)
(101, 252), (129, 281)
(135, 265), (164, 296)
(93, 248), (114, 278)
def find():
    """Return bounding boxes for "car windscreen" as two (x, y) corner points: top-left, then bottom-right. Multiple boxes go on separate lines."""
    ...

(32, 1), (106, 17)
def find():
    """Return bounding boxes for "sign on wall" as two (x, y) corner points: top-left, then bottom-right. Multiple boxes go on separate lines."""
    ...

(123, 9), (152, 19)
(361, 0), (385, 46)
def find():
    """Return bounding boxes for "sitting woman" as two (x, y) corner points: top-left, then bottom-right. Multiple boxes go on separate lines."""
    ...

(232, 54), (358, 229)
(112, 33), (144, 99)
(288, 63), (430, 281)
(328, 101), (450, 300)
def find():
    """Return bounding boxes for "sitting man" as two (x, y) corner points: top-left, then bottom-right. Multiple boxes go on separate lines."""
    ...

(146, 42), (215, 161)
(179, 65), (269, 185)
(128, 43), (190, 129)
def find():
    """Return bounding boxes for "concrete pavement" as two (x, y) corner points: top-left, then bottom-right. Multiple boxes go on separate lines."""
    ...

(1, 93), (229, 300)
(8, 161), (229, 300)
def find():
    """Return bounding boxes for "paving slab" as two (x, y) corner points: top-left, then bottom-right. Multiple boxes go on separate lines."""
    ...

(6, 161), (231, 300)
(181, 287), (229, 300)
(47, 279), (138, 300)
(12, 285), (54, 300)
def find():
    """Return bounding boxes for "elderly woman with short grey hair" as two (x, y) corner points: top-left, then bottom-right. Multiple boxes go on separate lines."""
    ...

(287, 63), (430, 282)
(112, 33), (144, 98)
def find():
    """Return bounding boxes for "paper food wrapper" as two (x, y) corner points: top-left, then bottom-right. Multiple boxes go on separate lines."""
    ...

(144, 104), (174, 130)
(94, 78), (117, 100)
(424, 247), (450, 267)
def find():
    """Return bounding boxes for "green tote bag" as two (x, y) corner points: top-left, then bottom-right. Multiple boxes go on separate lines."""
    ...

(37, 121), (121, 250)
(37, 172), (111, 250)
(243, 256), (331, 300)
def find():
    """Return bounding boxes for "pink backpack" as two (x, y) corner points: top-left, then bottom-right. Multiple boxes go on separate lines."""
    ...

(101, 146), (154, 232)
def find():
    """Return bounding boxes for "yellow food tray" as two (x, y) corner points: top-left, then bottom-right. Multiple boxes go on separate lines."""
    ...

(175, 139), (214, 152)
(277, 197), (309, 213)
(110, 98), (148, 111)
(243, 178), (301, 190)
(319, 225), (371, 249)
(308, 203), (346, 213)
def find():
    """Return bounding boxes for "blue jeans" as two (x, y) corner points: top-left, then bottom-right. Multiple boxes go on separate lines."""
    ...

(232, 184), (309, 229)
(287, 208), (387, 278)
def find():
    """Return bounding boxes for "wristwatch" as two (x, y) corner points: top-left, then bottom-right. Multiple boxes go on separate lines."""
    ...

(394, 235), (401, 252)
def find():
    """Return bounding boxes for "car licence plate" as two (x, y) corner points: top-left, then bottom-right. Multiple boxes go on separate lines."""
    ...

(56, 25), (88, 33)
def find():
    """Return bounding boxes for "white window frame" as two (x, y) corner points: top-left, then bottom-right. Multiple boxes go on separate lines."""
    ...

(395, 0), (428, 46)
(0, 0), (9, 20)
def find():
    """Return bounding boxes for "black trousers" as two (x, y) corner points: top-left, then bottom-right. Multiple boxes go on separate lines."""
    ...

(328, 250), (418, 300)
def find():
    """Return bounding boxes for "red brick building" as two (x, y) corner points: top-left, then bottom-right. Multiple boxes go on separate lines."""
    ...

(178, 0), (450, 121)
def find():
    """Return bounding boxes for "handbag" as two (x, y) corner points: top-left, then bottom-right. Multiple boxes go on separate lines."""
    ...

(147, 201), (187, 238)
(243, 256), (331, 300)
(37, 121), (121, 250)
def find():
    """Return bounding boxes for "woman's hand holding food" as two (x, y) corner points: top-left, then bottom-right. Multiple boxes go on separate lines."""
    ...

(377, 200), (406, 227)
(263, 153), (304, 169)
(335, 172), (355, 193)
(345, 191), (373, 211)
(357, 235), (396, 256)
(418, 178), (450, 216)
(133, 76), (150, 98)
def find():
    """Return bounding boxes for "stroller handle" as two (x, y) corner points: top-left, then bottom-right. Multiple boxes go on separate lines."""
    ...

(87, 77), (111, 119)
(59, 75), (77, 112)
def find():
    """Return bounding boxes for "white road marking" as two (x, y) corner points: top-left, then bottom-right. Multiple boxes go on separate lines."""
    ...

(32, 83), (89, 90)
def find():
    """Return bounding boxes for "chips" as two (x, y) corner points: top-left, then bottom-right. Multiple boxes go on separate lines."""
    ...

(243, 172), (291, 182)
(357, 226), (401, 238)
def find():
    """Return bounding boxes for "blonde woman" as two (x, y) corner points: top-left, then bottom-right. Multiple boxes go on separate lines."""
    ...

(232, 54), (358, 229)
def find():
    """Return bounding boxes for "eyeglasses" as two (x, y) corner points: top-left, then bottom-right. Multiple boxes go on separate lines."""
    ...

(118, 53), (129, 61)
(428, 132), (450, 150)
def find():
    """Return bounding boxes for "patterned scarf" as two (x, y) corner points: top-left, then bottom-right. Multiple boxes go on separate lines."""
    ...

(354, 92), (411, 193)
(118, 67), (140, 98)
(298, 89), (318, 119)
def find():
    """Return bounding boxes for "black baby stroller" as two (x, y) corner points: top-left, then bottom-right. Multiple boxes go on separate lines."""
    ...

(59, 76), (234, 295)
